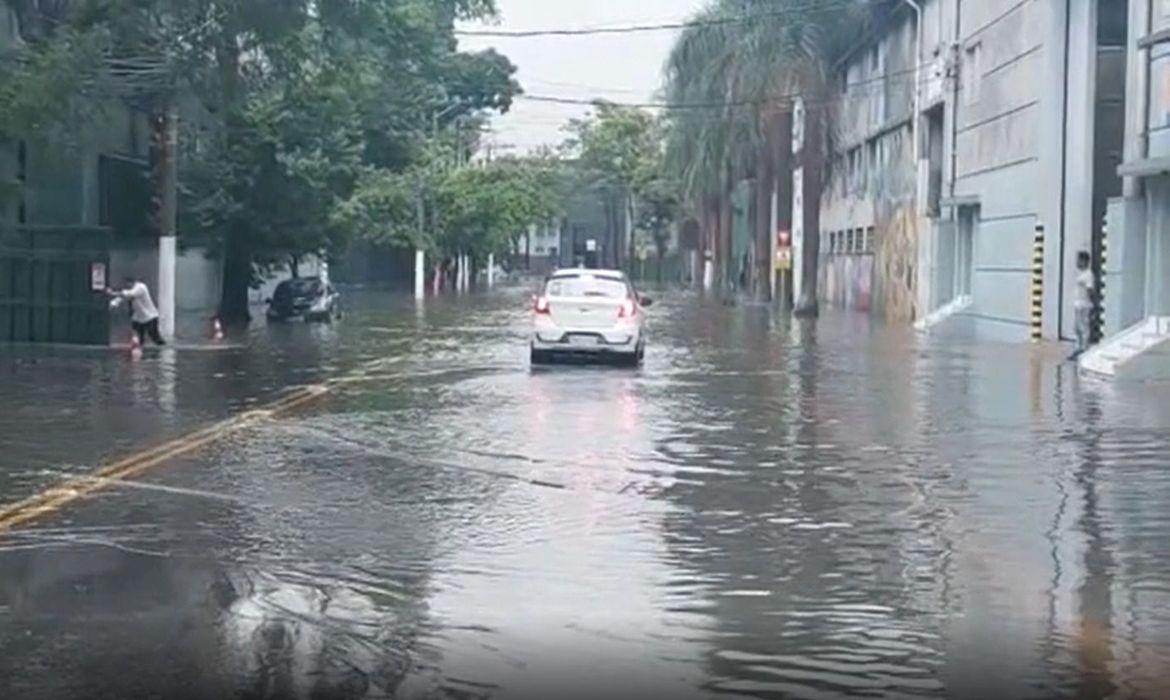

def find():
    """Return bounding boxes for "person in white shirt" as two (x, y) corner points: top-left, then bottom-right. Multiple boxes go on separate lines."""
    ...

(1073, 250), (1095, 357)
(108, 275), (165, 346)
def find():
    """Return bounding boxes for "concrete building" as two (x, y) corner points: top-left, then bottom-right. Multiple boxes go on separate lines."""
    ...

(803, 0), (1132, 350)
(1081, 0), (1170, 378)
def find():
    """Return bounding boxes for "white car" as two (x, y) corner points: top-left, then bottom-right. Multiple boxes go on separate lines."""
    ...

(530, 269), (652, 366)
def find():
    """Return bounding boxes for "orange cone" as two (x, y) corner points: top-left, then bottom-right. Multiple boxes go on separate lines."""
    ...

(211, 317), (225, 341)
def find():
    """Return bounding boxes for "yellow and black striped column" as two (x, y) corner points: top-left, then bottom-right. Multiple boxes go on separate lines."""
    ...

(1095, 222), (1107, 343)
(1031, 223), (1044, 342)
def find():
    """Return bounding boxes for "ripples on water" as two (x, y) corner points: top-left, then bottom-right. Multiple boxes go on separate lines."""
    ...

(2, 289), (1170, 699)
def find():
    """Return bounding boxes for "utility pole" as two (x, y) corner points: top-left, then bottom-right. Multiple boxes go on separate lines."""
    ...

(154, 98), (178, 340)
(422, 103), (465, 298)
(415, 179), (425, 300)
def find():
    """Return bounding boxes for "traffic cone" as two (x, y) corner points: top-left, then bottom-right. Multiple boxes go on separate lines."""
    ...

(211, 317), (225, 341)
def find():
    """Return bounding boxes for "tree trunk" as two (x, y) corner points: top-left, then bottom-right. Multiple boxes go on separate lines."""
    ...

(707, 194), (721, 290)
(754, 146), (774, 301)
(219, 231), (252, 324)
(626, 190), (637, 277)
(795, 102), (823, 318)
(719, 169), (733, 295)
(601, 194), (614, 268)
(215, 28), (250, 324)
(655, 232), (667, 285)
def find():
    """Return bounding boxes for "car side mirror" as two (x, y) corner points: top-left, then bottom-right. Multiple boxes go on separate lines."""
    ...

(640, 295), (654, 307)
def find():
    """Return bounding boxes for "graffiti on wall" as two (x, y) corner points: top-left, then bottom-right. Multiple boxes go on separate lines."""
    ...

(872, 204), (918, 322)
(819, 252), (873, 311)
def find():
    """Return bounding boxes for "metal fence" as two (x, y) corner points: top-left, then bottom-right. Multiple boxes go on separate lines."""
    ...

(0, 226), (111, 345)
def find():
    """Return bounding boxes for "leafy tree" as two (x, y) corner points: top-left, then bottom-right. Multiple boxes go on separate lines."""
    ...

(335, 148), (565, 273)
(433, 155), (565, 260)
(637, 176), (680, 283)
(2, 0), (521, 321)
(564, 102), (664, 271)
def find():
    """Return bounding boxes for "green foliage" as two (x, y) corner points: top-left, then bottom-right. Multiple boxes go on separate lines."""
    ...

(0, 26), (106, 141)
(2, 0), (521, 271)
(565, 102), (679, 253)
(638, 176), (681, 252)
(184, 61), (366, 266)
(331, 167), (421, 250)
(564, 102), (661, 191)
(663, 0), (870, 201)
(334, 148), (566, 259)
(434, 155), (565, 256)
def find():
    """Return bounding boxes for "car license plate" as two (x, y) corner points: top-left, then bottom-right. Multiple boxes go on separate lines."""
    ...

(568, 335), (599, 347)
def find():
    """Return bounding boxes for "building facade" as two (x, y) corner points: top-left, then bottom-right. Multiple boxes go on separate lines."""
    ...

(1082, 0), (1170, 378)
(803, 0), (1133, 352)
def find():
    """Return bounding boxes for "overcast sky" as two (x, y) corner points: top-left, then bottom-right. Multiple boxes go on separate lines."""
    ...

(457, 0), (708, 155)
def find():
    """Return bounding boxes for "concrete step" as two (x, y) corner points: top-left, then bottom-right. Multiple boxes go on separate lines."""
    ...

(1080, 354), (1118, 376)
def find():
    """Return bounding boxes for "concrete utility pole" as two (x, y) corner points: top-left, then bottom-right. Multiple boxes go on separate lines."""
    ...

(156, 100), (178, 340)
(415, 181), (425, 300)
(422, 103), (466, 299)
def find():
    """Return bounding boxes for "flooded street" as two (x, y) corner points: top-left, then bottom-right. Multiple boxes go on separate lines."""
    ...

(2, 288), (1170, 699)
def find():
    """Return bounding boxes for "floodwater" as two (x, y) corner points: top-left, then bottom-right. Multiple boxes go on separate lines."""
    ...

(2, 287), (1170, 699)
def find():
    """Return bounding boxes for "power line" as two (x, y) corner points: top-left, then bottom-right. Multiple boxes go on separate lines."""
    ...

(454, 0), (861, 38)
(514, 62), (941, 110)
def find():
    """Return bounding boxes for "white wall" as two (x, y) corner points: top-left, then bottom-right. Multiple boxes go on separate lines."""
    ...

(953, 0), (1048, 337)
(111, 244), (222, 313)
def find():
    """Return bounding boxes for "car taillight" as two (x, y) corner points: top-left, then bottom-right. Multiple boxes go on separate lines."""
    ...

(618, 299), (636, 319)
(534, 296), (551, 314)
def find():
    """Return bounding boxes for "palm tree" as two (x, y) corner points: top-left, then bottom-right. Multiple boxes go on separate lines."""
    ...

(664, 6), (736, 293)
(664, 0), (879, 308)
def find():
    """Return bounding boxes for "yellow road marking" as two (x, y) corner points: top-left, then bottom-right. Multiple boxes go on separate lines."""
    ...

(0, 349), (423, 533)
(0, 385), (328, 533)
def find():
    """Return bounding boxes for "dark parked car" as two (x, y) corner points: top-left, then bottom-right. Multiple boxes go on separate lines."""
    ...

(266, 277), (340, 323)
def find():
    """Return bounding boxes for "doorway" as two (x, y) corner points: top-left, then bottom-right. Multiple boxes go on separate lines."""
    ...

(955, 206), (976, 300)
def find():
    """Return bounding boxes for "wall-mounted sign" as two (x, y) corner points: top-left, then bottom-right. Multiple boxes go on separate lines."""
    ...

(585, 239), (597, 252)
(90, 262), (107, 291)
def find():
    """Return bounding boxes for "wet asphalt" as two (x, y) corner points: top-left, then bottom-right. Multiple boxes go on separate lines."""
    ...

(1, 286), (1170, 700)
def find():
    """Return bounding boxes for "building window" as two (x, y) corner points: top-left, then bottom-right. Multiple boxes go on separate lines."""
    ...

(848, 147), (861, 193)
(1149, 48), (1170, 136)
(1157, 0), (1170, 31)
(965, 42), (983, 106)
(865, 226), (875, 254)
(868, 46), (885, 125)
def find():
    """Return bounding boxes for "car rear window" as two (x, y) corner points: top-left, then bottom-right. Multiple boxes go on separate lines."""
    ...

(279, 279), (321, 294)
(546, 275), (628, 299)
